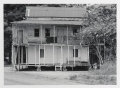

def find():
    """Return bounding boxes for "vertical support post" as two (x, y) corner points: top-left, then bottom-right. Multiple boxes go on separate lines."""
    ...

(35, 45), (36, 65)
(21, 46), (23, 64)
(54, 25), (55, 43)
(12, 45), (14, 64)
(74, 46), (75, 66)
(67, 26), (68, 45)
(53, 45), (54, 65)
(40, 25), (42, 44)
(18, 46), (20, 71)
(61, 45), (63, 65)
(80, 45), (82, 63)
(26, 47), (27, 65)
(68, 45), (69, 64)
(44, 45), (45, 65)
(88, 46), (90, 66)
(39, 45), (40, 65)
(79, 26), (81, 45)
(62, 30), (63, 44)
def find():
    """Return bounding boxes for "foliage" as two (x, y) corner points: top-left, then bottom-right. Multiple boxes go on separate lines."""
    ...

(81, 4), (116, 66)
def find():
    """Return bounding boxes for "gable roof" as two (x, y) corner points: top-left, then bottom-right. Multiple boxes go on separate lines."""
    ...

(26, 6), (88, 18)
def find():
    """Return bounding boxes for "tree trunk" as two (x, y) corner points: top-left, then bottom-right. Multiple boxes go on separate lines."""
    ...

(95, 45), (103, 69)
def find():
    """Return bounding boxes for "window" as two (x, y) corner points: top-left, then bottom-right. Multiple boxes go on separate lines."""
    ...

(45, 28), (50, 37)
(73, 29), (78, 35)
(34, 29), (39, 37)
(40, 49), (44, 58)
(73, 49), (78, 57)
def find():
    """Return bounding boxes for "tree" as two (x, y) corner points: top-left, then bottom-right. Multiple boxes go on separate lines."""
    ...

(80, 4), (116, 68)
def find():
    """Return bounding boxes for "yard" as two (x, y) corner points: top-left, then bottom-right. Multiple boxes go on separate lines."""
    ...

(4, 65), (116, 85)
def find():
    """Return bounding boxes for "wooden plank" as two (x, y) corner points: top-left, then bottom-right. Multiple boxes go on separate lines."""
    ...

(12, 45), (14, 65)
(18, 47), (20, 65)
(40, 25), (42, 44)
(61, 45), (63, 65)
(39, 45), (40, 65)
(26, 47), (27, 65)
(35, 45), (36, 65)
(80, 45), (82, 62)
(54, 25), (55, 43)
(53, 45), (54, 65)
(79, 26), (81, 45)
(44, 45), (45, 65)
(74, 46), (75, 66)
(21, 46), (23, 64)
(88, 46), (89, 65)
(68, 45), (69, 64)
(67, 26), (68, 45)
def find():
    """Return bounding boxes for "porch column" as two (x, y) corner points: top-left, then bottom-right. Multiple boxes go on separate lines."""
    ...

(12, 45), (14, 65)
(40, 25), (42, 44)
(39, 45), (40, 65)
(18, 46), (20, 71)
(68, 45), (69, 64)
(61, 45), (63, 65)
(80, 45), (82, 62)
(88, 46), (90, 65)
(54, 25), (55, 43)
(21, 46), (23, 64)
(67, 26), (68, 45)
(35, 45), (36, 65)
(79, 26), (82, 45)
(44, 45), (45, 65)
(26, 47), (28, 65)
(74, 46), (75, 66)
(53, 45), (54, 65)
(18, 47), (20, 65)
(12, 45), (15, 70)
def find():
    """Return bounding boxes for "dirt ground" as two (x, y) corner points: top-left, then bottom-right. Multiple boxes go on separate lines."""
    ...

(4, 66), (89, 85)
(4, 66), (116, 85)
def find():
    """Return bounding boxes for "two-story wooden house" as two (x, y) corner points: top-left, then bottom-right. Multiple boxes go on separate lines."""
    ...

(12, 6), (89, 71)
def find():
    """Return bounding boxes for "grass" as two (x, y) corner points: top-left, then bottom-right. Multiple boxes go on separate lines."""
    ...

(90, 61), (116, 75)
(69, 61), (116, 85)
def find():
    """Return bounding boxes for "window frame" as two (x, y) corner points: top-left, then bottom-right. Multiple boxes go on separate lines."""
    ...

(45, 28), (50, 37)
(40, 49), (44, 58)
(73, 49), (78, 57)
(34, 28), (39, 37)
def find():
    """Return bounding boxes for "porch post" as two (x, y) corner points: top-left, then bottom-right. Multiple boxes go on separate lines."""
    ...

(26, 47), (27, 65)
(54, 25), (55, 43)
(67, 26), (68, 45)
(68, 45), (69, 64)
(21, 46), (23, 64)
(44, 45), (45, 65)
(39, 45), (40, 65)
(12, 45), (15, 69)
(80, 45), (82, 63)
(79, 26), (81, 45)
(35, 46), (36, 65)
(40, 25), (42, 44)
(53, 45), (54, 65)
(74, 46), (75, 66)
(88, 46), (89, 65)
(61, 45), (63, 65)
(18, 46), (20, 71)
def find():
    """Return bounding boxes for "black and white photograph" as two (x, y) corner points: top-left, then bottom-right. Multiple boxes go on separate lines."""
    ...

(3, 3), (117, 85)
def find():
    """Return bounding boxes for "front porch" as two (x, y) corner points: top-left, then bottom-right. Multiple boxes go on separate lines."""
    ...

(12, 44), (89, 71)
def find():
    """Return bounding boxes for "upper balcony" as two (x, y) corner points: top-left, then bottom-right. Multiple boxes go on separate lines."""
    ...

(12, 24), (88, 46)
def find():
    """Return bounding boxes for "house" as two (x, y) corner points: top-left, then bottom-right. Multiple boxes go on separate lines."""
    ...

(12, 6), (89, 71)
